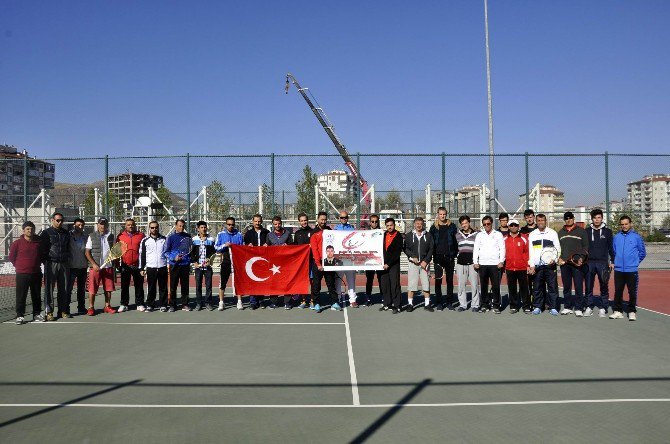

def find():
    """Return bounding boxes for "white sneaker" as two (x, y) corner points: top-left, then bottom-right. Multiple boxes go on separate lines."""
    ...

(628, 312), (637, 321)
(609, 311), (624, 319)
(584, 307), (593, 317)
(117, 305), (128, 313)
(237, 300), (243, 310)
(218, 301), (225, 311)
(560, 308), (573, 315)
(137, 305), (146, 312)
(575, 310), (583, 317)
(598, 308), (607, 318)
(15, 316), (25, 325)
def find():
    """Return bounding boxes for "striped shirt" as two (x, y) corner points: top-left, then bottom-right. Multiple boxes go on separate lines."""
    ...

(455, 229), (478, 265)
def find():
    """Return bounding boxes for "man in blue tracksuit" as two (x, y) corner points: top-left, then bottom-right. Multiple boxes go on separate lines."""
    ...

(585, 208), (615, 317)
(214, 217), (244, 310)
(609, 215), (646, 321)
(164, 219), (193, 311)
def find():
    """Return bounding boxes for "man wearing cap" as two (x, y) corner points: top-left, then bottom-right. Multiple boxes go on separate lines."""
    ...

(39, 212), (71, 320)
(334, 211), (359, 308)
(504, 220), (530, 313)
(10, 221), (46, 324)
(84, 218), (117, 315)
(558, 211), (589, 317)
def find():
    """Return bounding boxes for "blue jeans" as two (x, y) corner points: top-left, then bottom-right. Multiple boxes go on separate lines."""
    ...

(533, 266), (558, 310)
(586, 262), (610, 310)
(194, 267), (213, 305)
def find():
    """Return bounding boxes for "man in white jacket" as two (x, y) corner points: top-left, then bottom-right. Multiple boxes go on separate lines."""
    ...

(527, 214), (561, 316)
(473, 215), (505, 313)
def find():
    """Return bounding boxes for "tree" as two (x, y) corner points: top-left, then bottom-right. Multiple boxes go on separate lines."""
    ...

(608, 205), (642, 232)
(207, 180), (233, 221)
(83, 188), (122, 219)
(378, 189), (403, 211)
(155, 185), (173, 210)
(252, 183), (278, 217)
(295, 165), (318, 217)
(661, 215), (670, 229)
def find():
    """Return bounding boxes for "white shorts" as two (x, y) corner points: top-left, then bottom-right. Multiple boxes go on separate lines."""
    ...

(407, 262), (429, 292)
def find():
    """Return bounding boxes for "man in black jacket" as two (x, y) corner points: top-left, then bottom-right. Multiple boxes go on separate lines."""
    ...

(584, 208), (615, 317)
(379, 218), (404, 314)
(40, 212), (71, 320)
(293, 213), (312, 309)
(429, 207), (458, 310)
(244, 214), (270, 309)
(558, 211), (589, 316)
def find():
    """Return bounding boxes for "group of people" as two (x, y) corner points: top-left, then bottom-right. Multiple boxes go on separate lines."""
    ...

(9, 206), (645, 324)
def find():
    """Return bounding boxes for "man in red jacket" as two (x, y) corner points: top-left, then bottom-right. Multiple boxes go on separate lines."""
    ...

(9, 221), (46, 324)
(117, 218), (146, 312)
(504, 220), (531, 313)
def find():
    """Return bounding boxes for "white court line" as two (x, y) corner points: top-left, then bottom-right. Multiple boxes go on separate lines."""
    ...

(6, 322), (344, 326)
(1, 399), (668, 409)
(343, 307), (360, 406)
(638, 306), (670, 318)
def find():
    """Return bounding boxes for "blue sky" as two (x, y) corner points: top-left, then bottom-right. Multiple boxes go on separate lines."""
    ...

(1, 0), (668, 159)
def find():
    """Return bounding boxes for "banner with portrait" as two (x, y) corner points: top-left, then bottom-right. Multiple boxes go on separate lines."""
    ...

(321, 229), (385, 271)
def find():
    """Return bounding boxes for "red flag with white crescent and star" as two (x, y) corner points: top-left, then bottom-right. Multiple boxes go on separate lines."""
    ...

(230, 245), (310, 295)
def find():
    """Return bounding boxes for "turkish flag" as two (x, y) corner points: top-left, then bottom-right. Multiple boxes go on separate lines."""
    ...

(231, 245), (310, 295)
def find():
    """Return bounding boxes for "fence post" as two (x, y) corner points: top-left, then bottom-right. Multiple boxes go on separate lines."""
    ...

(524, 151), (530, 210)
(356, 153), (361, 227)
(441, 152), (446, 208)
(270, 153), (275, 217)
(605, 151), (610, 220)
(23, 154), (28, 221)
(104, 155), (110, 219)
(410, 189), (414, 218)
(186, 153), (191, 230)
(238, 191), (242, 220)
(282, 190), (285, 217)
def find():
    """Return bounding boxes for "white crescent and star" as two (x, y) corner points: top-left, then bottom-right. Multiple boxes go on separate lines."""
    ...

(245, 257), (281, 282)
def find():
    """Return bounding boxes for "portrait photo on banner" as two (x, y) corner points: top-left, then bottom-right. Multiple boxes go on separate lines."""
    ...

(322, 229), (385, 271)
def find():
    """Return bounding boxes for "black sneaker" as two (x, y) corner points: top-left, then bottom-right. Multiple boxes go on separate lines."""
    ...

(365, 298), (373, 307)
(471, 307), (479, 313)
(392, 307), (399, 314)
(446, 304), (455, 311)
(77, 307), (87, 316)
(379, 305), (388, 312)
(493, 308), (501, 314)
(424, 305), (435, 312)
(251, 304), (259, 310)
(510, 308), (519, 314)
(478, 307), (488, 313)
(195, 304), (202, 311)
(205, 303), (214, 311)
(457, 307), (467, 312)
(406, 305), (414, 313)
(436, 304), (445, 311)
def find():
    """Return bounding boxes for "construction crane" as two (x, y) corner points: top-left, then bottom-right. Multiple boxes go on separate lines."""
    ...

(285, 73), (371, 225)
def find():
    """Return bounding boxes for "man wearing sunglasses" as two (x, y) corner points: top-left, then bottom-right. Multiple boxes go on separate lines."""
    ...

(214, 217), (244, 310)
(139, 221), (168, 312)
(334, 211), (358, 308)
(39, 212), (71, 320)
(364, 214), (383, 306)
(473, 215), (505, 313)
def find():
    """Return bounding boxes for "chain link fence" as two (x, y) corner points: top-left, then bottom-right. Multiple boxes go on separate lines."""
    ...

(1, 152), (669, 320)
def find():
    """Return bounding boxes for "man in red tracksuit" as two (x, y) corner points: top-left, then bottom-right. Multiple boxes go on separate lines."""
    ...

(504, 219), (531, 313)
(117, 218), (146, 312)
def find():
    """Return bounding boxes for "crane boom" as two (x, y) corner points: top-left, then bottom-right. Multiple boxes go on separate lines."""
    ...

(285, 73), (371, 220)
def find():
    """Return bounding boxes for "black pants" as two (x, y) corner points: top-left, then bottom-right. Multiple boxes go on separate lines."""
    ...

(195, 267), (213, 305)
(220, 259), (232, 291)
(478, 265), (501, 309)
(170, 265), (191, 307)
(365, 270), (382, 297)
(433, 254), (455, 306)
(586, 262), (610, 310)
(67, 267), (88, 311)
(560, 264), (586, 310)
(146, 267), (168, 308)
(380, 263), (401, 309)
(44, 261), (68, 314)
(120, 265), (145, 306)
(506, 269), (530, 310)
(311, 264), (337, 306)
(16, 272), (42, 317)
(533, 266), (559, 310)
(613, 271), (638, 313)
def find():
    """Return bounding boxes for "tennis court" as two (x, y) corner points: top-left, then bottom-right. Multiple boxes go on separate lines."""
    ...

(1, 283), (669, 443)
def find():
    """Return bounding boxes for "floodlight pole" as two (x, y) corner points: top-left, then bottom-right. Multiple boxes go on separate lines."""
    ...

(484, 0), (497, 217)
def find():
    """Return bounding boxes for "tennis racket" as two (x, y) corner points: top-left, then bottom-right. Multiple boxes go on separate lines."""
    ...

(568, 250), (588, 267)
(101, 241), (128, 267)
(207, 252), (222, 268)
(176, 236), (193, 261)
(539, 246), (559, 266)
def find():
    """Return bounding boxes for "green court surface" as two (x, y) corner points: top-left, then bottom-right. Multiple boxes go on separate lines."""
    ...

(1, 288), (669, 443)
